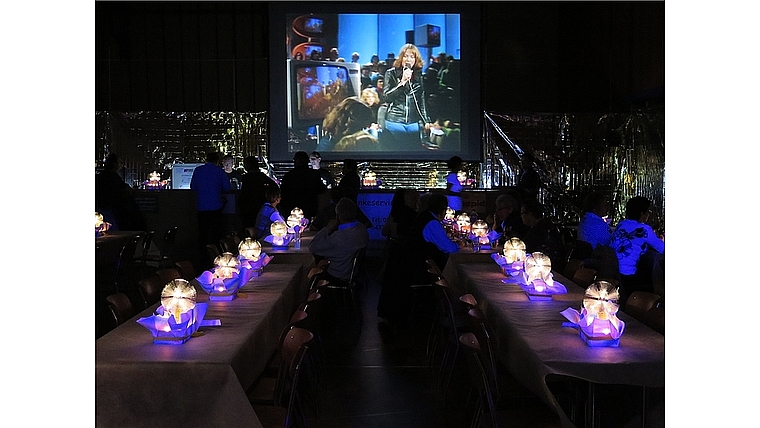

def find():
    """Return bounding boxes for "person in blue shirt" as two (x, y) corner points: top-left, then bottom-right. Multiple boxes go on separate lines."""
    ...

(190, 151), (230, 255)
(444, 156), (463, 213)
(610, 196), (665, 304)
(578, 191), (612, 251)
(254, 187), (286, 239)
(409, 192), (460, 277)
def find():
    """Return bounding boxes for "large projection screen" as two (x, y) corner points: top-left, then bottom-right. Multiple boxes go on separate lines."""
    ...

(268, 2), (481, 162)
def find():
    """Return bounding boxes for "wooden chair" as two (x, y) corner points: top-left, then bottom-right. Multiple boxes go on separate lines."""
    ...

(137, 272), (164, 310)
(145, 226), (178, 268)
(571, 267), (597, 288)
(174, 260), (197, 281)
(623, 291), (662, 322)
(106, 292), (135, 327)
(249, 327), (314, 428)
(219, 236), (239, 255)
(132, 230), (155, 275)
(564, 258), (584, 280)
(156, 267), (182, 286)
(458, 333), (562, 428)
(114, 233), (143, 294)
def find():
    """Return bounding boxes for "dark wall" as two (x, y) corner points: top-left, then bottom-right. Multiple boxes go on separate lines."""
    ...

(95, 1), (664, 113)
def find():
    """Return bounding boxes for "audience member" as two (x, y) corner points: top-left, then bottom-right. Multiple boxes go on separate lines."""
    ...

(444, 156), (463, 212)
(190, 151), (231, 251)
(309, 151), (336, 189)
(309, 197), (370, 284)
(254, 187), (286, 239)
(609, 196), (665, 304)
(337, 158), (361, 202)
(360, 65), (373, 90)
(315, 96), (379, 152)
(407, 192), (461, 277)
(360, 87), (382, 138)
(519, 199), (566, 271)
(311, 187), (372, 232)
(221, 154), (244, 189)
(279, 151), (327, 221)
(517, 155), (541, 201)
(350, 51), (360, 63)
(381, 188), (420, 242)
(578, 191), (612, 250)
(486, 194), (527, 241)
(238, 155), (279, 229)
(95, 153), (146, 231)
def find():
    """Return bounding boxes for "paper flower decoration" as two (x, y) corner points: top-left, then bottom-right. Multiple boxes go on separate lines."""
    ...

(238, 238), (262, 261)
(196, 270), (242, 301)
(287, 213), (301, 229)
(160, 279), (197, 323)
(213, 252), (240, 279)
(136, 302), (211, 344)
(266, 220), (292, 247)
(560, 280), (625, 346)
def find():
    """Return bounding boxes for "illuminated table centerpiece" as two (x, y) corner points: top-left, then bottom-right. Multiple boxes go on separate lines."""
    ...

(264, 220), (294, 249)
(196, 253), (243, 301)
(470, 219), (490, 251)
(237, 237), (272, 278)
(518, 252), (567, 300)
(561, 281), (625, 347)
(492, 237), (527, 279)
(362, 170), (381, 188)
(286, 207), (309, 249)
(144, 170), (169, 190)
(95, 212), (111, 237)
(136, 279), (214, 344)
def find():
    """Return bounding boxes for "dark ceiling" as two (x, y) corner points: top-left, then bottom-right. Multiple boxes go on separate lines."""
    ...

(95, 1), (664, 114)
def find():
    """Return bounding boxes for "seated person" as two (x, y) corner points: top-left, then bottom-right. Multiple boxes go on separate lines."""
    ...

(406, 192), (461, 279)
(520, 199), (566, 272)
(610, 196), (665, 303)
(254, 187), (286, 239)
(308, 197), (370, 284)
(311, 187), (372, 232)
(578, 191), (612, 253)
(486, 194), (527, 242)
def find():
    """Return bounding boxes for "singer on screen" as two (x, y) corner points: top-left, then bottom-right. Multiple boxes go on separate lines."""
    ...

(381, 44), (439, 151)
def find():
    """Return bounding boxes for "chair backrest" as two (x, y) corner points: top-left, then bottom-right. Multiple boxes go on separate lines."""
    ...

(572, 267), (597, 287)
(174, 260), (197, 281)
(114, 233), (143, 291)
(163, 226), (178, 245)
(623, 290), (662, 321)
(459, 332), (499, 428)
(279, 327), (313, 428)
(643, 306), (665, 335)
(206, 243), (221, 265)
(138, 272), (164, 309)
(138, 231), (155, 262)
(219, 237), (238, 255)
(573, 239), (594, 261)
(156, 268), (182, 286)
(243, 227), (258, 239)
(106, 292), (135, 326)
(459, 293), (478, 309)
(564, 258), (584, 280)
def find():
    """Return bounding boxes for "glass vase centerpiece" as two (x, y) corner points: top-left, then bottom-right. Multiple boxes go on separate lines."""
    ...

(492, 237), (527, 279)
(237, 238), (272, 278)
(470, 219), (490, 251)
(196, 253), (243, 301)
(264, 220), (293, 249)
(136, 279), (210, 344)
(519, 252), (567, 300)
(561, 281), (625, 347)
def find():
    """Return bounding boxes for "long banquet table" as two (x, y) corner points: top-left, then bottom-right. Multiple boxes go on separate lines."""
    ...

(443, 254), (665, 428)
(96, 263), (307, 428)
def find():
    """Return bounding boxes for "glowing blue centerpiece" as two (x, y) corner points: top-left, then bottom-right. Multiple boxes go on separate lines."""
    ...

(196, 253), (243, 301)
(136, 279), (211, 344)
(264, 220), (293, 249)
(492, 237), (527, 280)
(519, 252), (567, 300)
(237, 237), (272, 278)
(561, 281), (626, 347)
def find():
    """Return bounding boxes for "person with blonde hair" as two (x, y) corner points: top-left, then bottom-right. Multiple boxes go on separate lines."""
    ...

(317, 96), (379, 152)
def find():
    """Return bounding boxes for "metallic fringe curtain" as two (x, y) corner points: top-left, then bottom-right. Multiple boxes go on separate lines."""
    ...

(95, 109), (664, 228)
